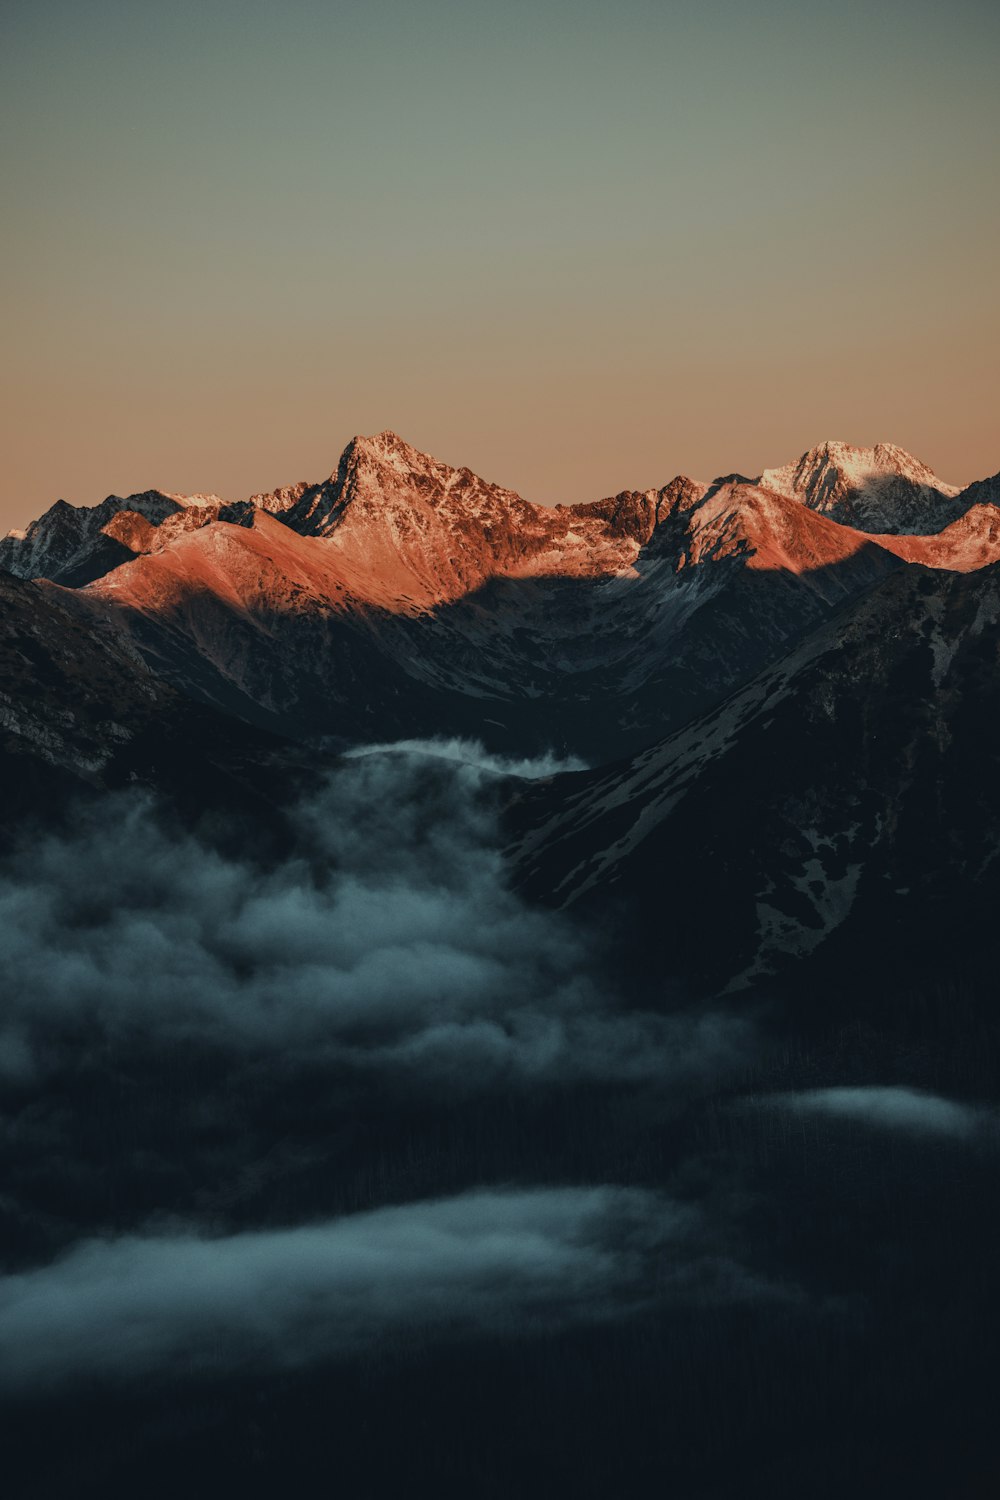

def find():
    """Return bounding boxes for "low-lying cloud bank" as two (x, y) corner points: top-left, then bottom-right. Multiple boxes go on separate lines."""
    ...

(0, 1185), (788, 1391)
(343, 737), (587, 780)
(0, 740), (776, 1393)
(0, 740), (748, 1090)
(762, 1086), (995, 1140)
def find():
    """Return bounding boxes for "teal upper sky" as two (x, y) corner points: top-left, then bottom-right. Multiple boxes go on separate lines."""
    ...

(2, 0), (998, 525)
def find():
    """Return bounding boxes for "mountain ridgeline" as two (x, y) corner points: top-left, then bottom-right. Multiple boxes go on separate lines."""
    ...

(4, 432), (999, 764)
(4, 429), (1000, 996)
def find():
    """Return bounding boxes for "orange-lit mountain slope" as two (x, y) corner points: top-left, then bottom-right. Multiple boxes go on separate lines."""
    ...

(7, 431), (998, 760)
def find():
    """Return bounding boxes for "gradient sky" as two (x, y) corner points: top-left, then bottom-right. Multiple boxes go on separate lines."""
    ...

(2, 0), (998, 529)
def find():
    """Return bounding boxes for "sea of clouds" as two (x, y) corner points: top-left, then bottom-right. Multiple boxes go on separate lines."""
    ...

(0, 740), (767, 1389)
(2, 740), (993, 1397)
(0, 740), (746, 1087)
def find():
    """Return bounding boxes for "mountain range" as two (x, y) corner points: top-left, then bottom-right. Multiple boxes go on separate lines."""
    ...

(5, 432), (1000, 767)
(5, 430), (1000, 991)
(6, 429), (1000, 1497)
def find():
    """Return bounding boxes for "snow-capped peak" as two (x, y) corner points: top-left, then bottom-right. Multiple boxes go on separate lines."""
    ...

(757, 440), (962, 535)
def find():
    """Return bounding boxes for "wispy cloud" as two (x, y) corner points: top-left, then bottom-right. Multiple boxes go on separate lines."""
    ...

(763, 1086), (992, 1139)
(0, 1186), (723, 1390)
(343, 737), (587, 780)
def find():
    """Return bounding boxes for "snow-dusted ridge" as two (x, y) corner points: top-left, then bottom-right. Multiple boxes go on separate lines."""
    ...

(758, 439), (963, 535)
(3, 431), (989, 590)
(3, 431), (996, 763)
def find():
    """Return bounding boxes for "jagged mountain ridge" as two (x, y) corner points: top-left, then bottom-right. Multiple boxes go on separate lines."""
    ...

(4, 432), (998, 761)
(1, 431), (677, 597)
(3, 431), (990, 590)
(3, 431), (1000, 996)
(73, 470), (911, 758)
(0, 488), (229, 589)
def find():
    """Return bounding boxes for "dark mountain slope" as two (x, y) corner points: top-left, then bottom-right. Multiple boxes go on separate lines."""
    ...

(510, 559), (1000, 1008)
(0, 570), (296, 848)
(76, 470), (906, 761)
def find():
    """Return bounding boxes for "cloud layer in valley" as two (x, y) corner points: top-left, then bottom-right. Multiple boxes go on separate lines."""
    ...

(0, 1187), (684, 1389)
(0, 741), (780, 1396)
(0, 1180), (802, 1392)
(0, 741), (747, 1091)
